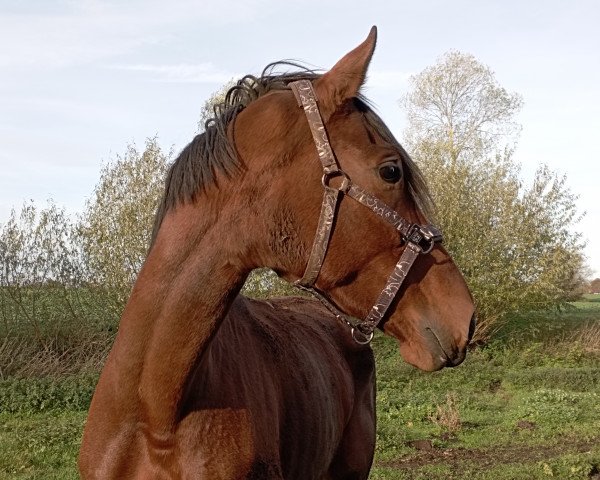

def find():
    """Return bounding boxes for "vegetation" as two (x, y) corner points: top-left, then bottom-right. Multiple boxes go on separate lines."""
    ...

(0, 296), (599, 479)
(197, 78), (236, 131)
(368, 299), (600, 479)
(0, 201), (82, 338)
(2, 53), (587, 344)
(402, 51), (587, 341)
(0, 51), (595, 479)
(79, 136), (171, 315)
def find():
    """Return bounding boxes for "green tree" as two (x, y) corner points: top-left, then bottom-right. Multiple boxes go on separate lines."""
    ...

(78, 136), (171, 315)
(403, 51), (586, 340)
(0, 201), (84, 336)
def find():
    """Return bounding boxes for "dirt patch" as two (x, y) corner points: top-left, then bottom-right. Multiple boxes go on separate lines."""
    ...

(408, 439), (434, 451)
(378, 437), (600, 470)
(515, 420), (536, 430)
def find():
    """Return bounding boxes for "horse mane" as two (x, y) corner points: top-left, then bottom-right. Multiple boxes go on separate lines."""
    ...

(150, 62), (319, 243)
(151, 62), (434, 244)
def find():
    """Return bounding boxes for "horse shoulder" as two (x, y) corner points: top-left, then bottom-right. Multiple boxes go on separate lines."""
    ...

(176, 296), (375, 479)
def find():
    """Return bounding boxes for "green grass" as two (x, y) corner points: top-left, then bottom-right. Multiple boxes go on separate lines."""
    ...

(1, 296), (599, 479)
(370, 343), (600, 478)
(497, 295), (600, 342)
(0, 412), (85, 480)
(370, 295), (600, 479)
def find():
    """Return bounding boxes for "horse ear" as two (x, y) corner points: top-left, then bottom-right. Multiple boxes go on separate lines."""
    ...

(314, 26), (377, 120)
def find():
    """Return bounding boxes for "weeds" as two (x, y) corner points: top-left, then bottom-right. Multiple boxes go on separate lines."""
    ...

(0, 328), (112, 379)
(429, 392), (461, 433)
(0, 375), (97, 413)
(567, 322), (600, 353)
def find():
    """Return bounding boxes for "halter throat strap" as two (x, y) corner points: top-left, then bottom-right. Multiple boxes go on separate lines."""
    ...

(289, 79), (442, 343)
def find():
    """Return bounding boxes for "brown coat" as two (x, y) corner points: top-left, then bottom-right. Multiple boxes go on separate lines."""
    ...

(176, 296), (375, 479)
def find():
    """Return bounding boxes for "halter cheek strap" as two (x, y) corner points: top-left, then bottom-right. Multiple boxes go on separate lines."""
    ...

(289, 79), (442, 344)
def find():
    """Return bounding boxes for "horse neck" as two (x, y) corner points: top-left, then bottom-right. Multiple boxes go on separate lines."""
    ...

(90, 198), (249, 437)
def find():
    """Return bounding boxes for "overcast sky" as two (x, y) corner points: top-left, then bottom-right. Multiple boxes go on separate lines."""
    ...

(1, 0), (599, 275)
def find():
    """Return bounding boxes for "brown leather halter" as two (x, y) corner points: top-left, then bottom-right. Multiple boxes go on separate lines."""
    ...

(289, 79), (443, 344)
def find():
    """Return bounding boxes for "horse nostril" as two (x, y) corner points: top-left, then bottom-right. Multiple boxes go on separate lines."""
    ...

(468, 314), (477, 342)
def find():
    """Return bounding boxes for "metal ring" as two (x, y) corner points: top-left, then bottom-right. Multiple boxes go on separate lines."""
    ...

(322, 170), (351, 193)
(406, 224), (439, 254)
(351, 327), (374, 345)
(419, 238), (435, 254)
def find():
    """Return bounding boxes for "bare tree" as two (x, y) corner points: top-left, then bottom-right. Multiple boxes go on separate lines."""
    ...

(404, 51), (523, 160)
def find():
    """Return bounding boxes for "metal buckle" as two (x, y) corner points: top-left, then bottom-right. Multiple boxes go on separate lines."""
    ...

(406, 224), (442, 254)
(351, 327), (374, 345)
(322, 170), (351, 193)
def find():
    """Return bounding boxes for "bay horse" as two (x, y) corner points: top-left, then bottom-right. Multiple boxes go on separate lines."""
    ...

(79, 27), (475, 479)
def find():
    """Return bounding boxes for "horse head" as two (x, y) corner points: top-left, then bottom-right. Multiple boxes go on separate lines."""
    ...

(230, 27), (476, 371)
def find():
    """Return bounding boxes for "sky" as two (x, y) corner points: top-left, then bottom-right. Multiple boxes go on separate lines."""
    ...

(1, 0), (599, 276)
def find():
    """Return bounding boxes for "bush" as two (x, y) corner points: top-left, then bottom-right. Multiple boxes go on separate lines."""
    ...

(242, 268), (298, 298)
(0, 201), (90, 335)
(0, 375), (98, 413)
(78, 136), (171, 316)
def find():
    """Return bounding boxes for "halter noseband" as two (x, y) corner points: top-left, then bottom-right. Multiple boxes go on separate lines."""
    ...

(289, 79), (442, 344)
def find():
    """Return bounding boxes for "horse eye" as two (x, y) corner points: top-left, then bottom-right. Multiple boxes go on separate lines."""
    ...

(379, 164), (402, 183)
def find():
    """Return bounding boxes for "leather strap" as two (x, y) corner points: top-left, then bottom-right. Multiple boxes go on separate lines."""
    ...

(290, 81), (338, 174)
(298, 186), (339, 286)
(360, 242), (420, 333)
(289, 79), (443, 342)
(290, 80), (342, 287)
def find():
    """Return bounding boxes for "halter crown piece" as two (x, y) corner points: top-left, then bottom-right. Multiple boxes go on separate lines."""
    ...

(289, 80), (443, 345)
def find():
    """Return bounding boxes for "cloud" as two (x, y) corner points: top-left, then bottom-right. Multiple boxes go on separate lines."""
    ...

(0, 8), (160, 69)
(110, 63), (238, 84)
(366, 70), (412, 89)
(0, 0), (270, 69)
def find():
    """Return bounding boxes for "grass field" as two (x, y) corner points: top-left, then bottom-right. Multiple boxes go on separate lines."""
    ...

(1, 296), (599, 479)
